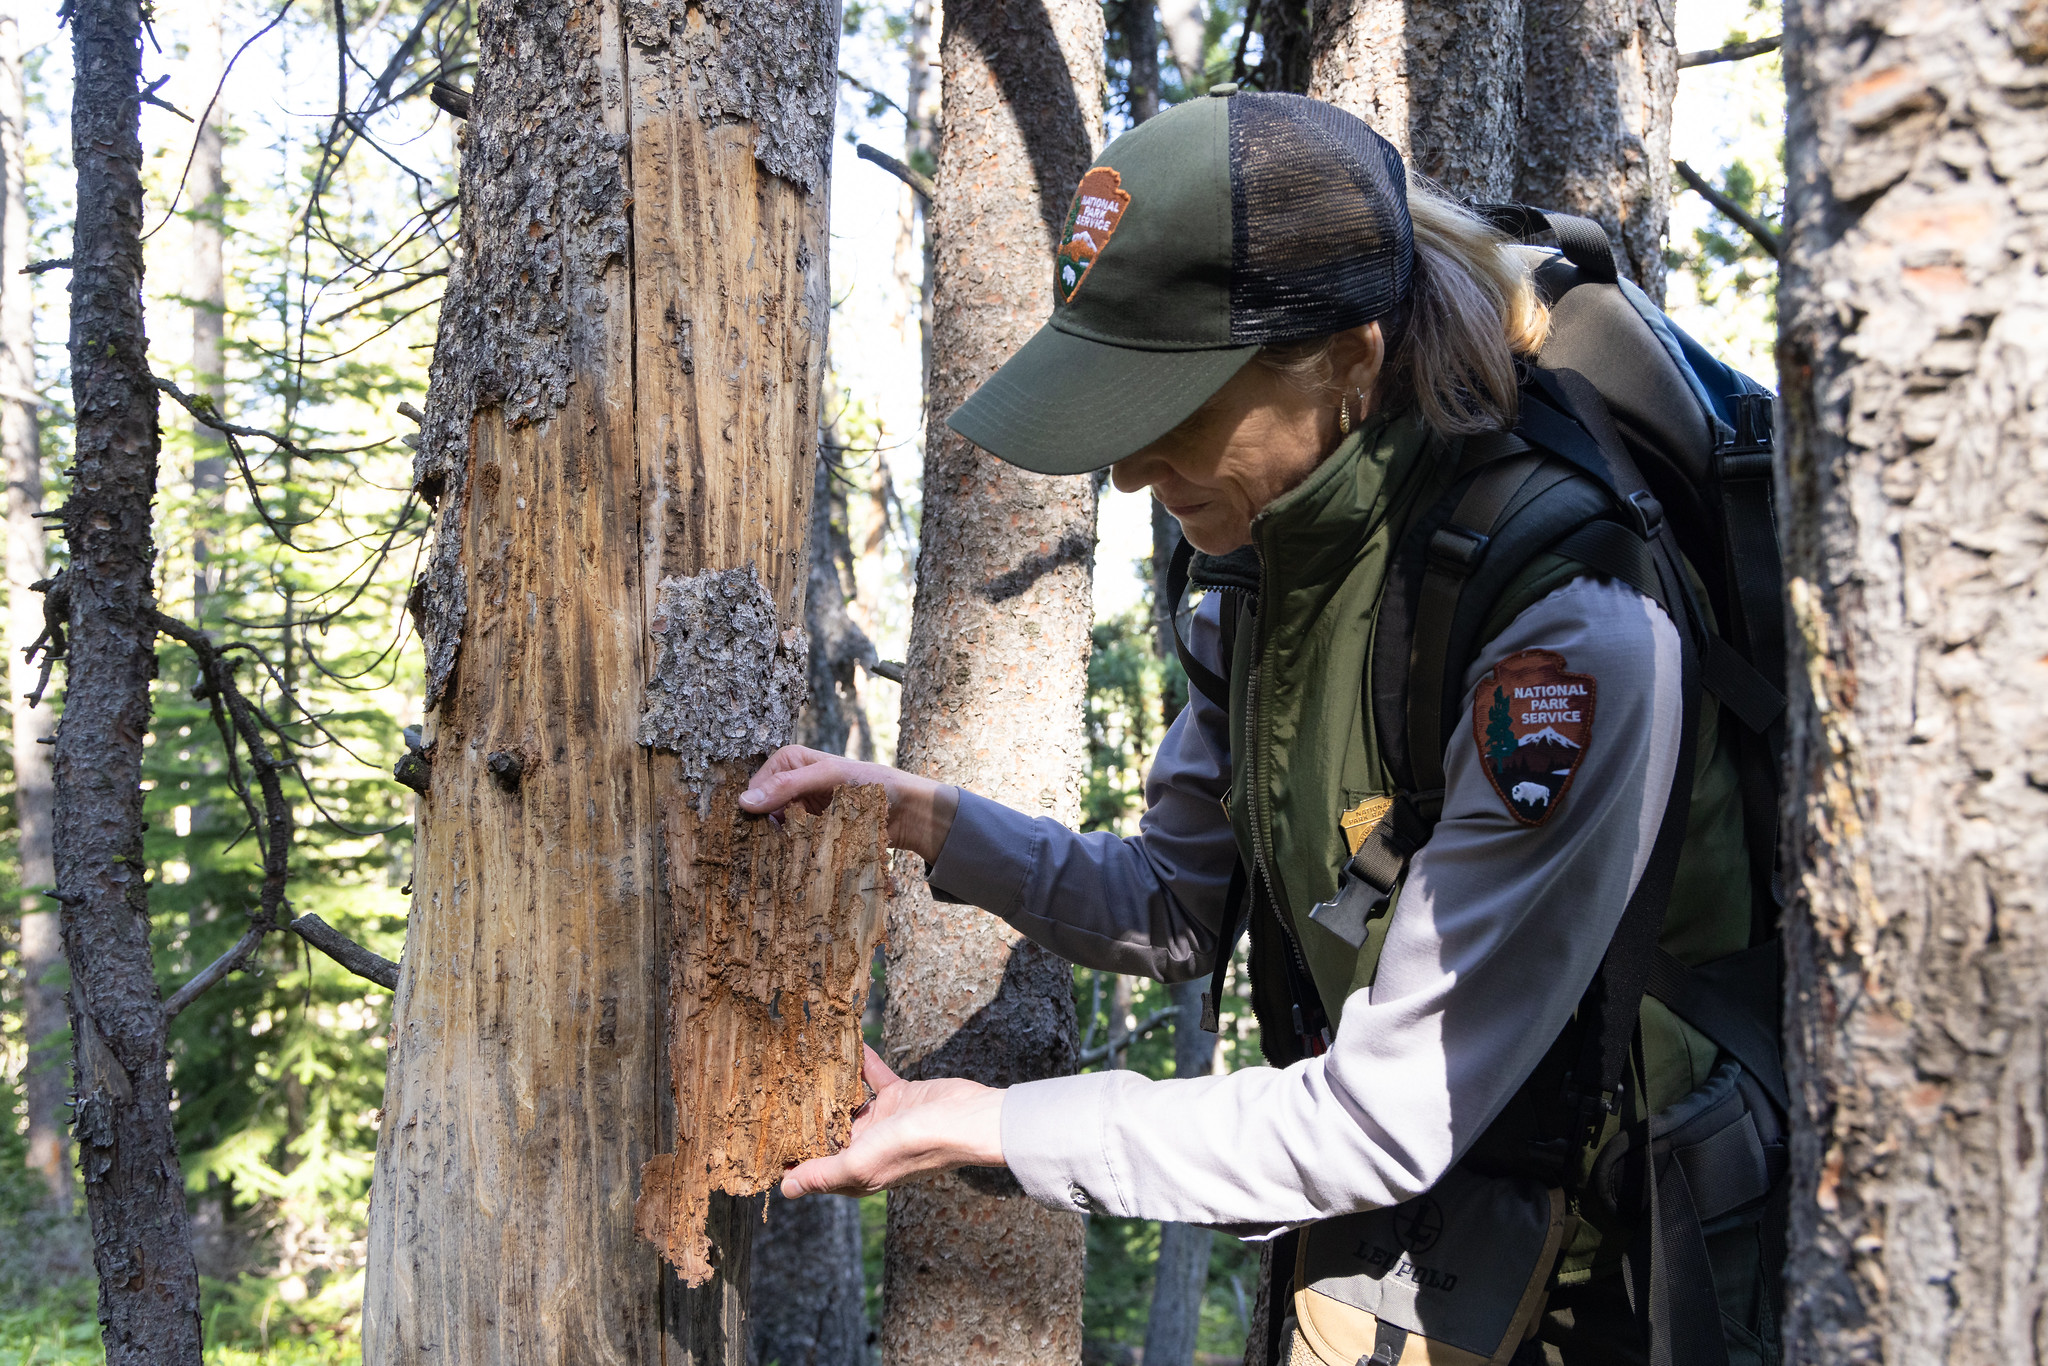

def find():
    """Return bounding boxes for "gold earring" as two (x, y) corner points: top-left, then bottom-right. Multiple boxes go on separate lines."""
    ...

(1338, 393), (1352, 435)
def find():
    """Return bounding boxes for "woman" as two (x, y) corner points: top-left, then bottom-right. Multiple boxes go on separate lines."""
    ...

(745, 91), (1778, 1366)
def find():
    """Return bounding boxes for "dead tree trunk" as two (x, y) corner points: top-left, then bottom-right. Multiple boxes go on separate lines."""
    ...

(2, 3), (65, 1219)
(1308, 0), (1522, 199)
(1516, 0), (1676, 301)
(58, 0), (203, 1359)
(1778, 0), (2048, 1357)
(364, 2), (849, 1361)
(882, 1), (1102, 1362)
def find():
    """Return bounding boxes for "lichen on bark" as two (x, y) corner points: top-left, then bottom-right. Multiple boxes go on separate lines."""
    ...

(619, 0), (838, 191)
(638, 565), (807, 785)
(412, 0), (633, 709)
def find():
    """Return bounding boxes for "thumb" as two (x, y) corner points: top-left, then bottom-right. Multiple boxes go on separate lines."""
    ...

(861, 1043), (902, 1094)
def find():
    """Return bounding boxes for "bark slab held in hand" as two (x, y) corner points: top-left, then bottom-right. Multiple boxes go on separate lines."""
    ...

(635, 781), (887, 1284)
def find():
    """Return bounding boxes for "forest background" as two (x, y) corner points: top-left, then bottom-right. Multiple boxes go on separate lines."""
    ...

(0, 0), (1784, 1359)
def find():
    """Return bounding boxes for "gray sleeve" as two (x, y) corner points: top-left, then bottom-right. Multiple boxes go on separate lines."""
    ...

(925, 593), (1240, 982)
(1000, 576), (1684, 1231)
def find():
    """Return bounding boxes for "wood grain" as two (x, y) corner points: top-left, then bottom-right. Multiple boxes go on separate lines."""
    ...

(636, 783), (886, 1282)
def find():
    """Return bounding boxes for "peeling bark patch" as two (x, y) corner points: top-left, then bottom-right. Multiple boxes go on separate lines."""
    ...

(638, 566), (807, 783)
(620, 0), (839, 190)
(634, 782), (888, 1283)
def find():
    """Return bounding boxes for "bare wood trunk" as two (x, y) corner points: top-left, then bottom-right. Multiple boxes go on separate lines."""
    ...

(1, 3), (66, 1217)
(1516, 0), (1676, 301)
(881, 1), (1102, 1361)
(1777, 0), (2048, 1358)
(189, 0), (225, 621)
(59, 0), (202, 1359)
(1308, 0), (1522, 199)
(364, 0), (843, 1359)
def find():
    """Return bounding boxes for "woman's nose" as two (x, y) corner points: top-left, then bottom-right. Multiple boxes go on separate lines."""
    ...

(1109, 452), (1154, 494)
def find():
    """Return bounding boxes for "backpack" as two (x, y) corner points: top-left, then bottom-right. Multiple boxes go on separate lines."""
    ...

(1167, 207), (1790, 1366)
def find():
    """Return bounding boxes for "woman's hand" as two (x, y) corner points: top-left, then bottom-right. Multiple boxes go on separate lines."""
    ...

(781, 1045), (1006, 1199)
(739, 746), (959, 863)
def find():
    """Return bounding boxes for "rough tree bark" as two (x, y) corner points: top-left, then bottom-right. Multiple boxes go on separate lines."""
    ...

(189, 0), (226, 621)
(2, 3), (67, 1218)
(1516, 0), (1677, 301)
(1308, 0), (1522, 199)
(882, 1), (1103, 1362)
(364, 1), (848, 1361)
(58, 0), (204, 1359)
(1778, 0), (2048, 1358)
(1122, 1), (1162, 123)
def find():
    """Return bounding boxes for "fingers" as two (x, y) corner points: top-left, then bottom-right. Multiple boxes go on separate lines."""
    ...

(781, 1150), (874, 1200)
(740, 747), (843, 816)
(861, 1043), (902, 1094)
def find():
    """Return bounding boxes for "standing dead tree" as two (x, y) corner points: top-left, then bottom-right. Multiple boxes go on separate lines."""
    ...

(363, 1), (860, 1361)
(1779, 0), (2048, 1357)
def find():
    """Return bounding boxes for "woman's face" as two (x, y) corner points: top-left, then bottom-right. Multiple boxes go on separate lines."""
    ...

(1110, 324), (1386, 554)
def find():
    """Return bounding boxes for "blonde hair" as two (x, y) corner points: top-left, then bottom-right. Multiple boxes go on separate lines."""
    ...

(1260, 179), (1550, 436)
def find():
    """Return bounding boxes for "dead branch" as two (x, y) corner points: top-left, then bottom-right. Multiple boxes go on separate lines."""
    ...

(855, 143), (934, 206)
(1675, 159), (1783, 260)
(430, 77), (469, 120)
(20, 257), (71, 275)
(22, 572), (66, 708)
(153, 607), (296, 1018)
(290, 912), (401, 989)
(1678, 34), (1781, 69)
(1078, 1005), (1178, 1066)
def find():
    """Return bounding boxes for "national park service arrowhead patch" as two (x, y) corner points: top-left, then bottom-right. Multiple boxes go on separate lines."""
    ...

(1472, 649), (1596, 826)
(1056, 166), (1131, 304)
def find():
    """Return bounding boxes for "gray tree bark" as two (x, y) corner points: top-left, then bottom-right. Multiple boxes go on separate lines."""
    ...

(59, 0), (203, 1359)
(749, 1189), (868, 1366)
(1141, 977), (1220, 1366)
(1, 2), (66, 1219)
(189, 0), (226, 621)
(1516, 0), (1677, 301)
(881, 1), (1102, 1362)
(363, 0), (840, 1360)
(1778, 0), (2048, 1358)
(1121, 1), (1162, 123)
(1308, 0), (1522, 199)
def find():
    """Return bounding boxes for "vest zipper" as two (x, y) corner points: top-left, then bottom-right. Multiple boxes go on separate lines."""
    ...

(1242, 537), (1332, 1056)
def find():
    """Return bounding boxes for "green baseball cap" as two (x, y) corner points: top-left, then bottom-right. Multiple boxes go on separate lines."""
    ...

(947, 90), (1415, 476)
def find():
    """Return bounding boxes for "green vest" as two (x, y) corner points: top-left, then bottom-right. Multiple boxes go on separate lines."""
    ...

(1210, 410), (1755, 1279)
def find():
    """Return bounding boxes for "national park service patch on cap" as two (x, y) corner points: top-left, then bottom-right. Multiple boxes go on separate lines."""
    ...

(1056, 166), (1131, 304)
(1472, 649), (1596, 826)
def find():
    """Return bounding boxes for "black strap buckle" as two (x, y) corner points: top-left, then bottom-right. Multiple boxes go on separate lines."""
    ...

(1426, 525), (1490, 576)
(1626, 489), (1665, 539)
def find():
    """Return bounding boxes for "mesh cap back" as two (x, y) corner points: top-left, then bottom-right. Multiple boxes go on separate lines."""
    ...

(1228, 93), (1413, 344)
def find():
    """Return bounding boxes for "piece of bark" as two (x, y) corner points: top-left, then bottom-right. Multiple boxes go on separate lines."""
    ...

(636, 781), (887, 1284)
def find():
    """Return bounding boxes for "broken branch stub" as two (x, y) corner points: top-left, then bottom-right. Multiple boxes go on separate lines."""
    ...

(635, 780), (889, 1284)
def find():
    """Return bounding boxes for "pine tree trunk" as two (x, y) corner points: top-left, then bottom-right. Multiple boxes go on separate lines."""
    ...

(1516, 0), (1676, 301)
(1778, 0), (2048, 1357)
(881, 2), (1102, 1361)
(1307, 0), (1522, 198)
(188, 0), (226, 621)
(363, 1), (842, 1360)
(1, 3), (65, 1219)
(60, 0), (203, 1359)
(1141, 977), (1220, 1366)
(1156, 0), (1206, 89)
(1123, 2), (1162, 123)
